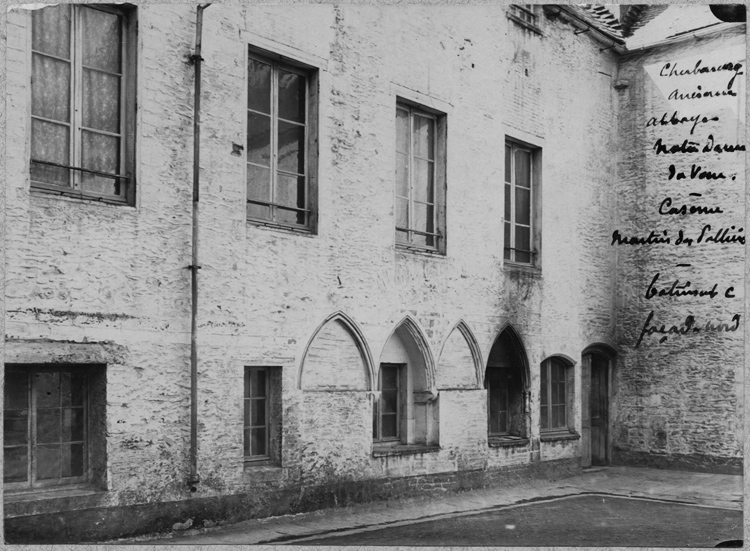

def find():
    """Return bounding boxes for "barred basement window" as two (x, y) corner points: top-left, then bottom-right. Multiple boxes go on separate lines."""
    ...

(30, 4), (136, 204)
(246, 48), (318, 231)
(395, 101), (447, 253)
(5, 366), (92, 490)
(244, 366), (282, 463)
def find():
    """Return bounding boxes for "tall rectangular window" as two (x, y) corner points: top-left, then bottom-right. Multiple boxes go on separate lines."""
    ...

(4, 367), (88, 489)
(395, 101), (446, 252)
(540, 358), (571, 432)
(30, 4), (135, 203)
(373, 363), (402, 442)
(487, 368), (510, 435)
(247, 49), (317, 231)
(244, 366), (281, 463)
(504, 141), (538, 265)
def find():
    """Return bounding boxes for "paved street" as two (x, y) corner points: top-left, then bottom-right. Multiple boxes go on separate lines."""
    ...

(134, 466), (743, 546)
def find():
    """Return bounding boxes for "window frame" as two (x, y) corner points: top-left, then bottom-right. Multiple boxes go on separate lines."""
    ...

(29, 3), (137, 206)
(504, 138), (541, 268)
(507, 5), (544, 35)
(245, 46), (319, 233)
(395, 99), (447, 254)
(243, 366), (282, 464)
(4, 365), (91, 492)
(486, 366), (511, 437)
(539, 357), (574, 434)
(373, 363), (405, 443)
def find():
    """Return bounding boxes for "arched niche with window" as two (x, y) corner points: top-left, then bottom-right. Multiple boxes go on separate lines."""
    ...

(485, 328), (529, 445)
(539, 355), (577, 438)
(373, 320), (439, 453)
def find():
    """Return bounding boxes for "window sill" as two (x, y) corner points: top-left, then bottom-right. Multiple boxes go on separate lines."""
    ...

(243, 458), (281, 468)
(488, 436), (530, 448)
(31, 184), (133, 208)
(372, 444), (441, 458)
(540, 431), (581, 443)
(4, 485), (108, 518)
(506, 13), (544, 36)
(504, 261), (541, 275)
(247, 218), (316, 237)
(396, 244), (446, 258)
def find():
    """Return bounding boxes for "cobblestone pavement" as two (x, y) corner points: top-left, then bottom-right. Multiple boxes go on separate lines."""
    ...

(133, 466), (743, 545)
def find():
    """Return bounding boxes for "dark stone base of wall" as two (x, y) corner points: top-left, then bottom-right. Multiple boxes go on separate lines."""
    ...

(612, 449), (743, 475)
(5, 457), (580, 544)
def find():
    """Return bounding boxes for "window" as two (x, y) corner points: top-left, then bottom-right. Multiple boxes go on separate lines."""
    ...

(485, 329), (528, 443)
(246, 49), (318, 231)
(30, 4), (136, 203)
(504, 140), (539, 265)
(507, 5), (543, 34)
(373, 363), (403, 442)
(4, 365), (106, 491)
(395, 101), (446, 253)
(244, 366), (281, 463)
(540, 357), (574, 433)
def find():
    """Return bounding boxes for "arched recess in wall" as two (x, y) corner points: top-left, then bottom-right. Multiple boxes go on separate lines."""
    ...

(485, 323), (531, 439)
(298, 311), (376, 391)
(373, 315), (439, 447)
(436, 319), (483, 389)
(582, 342), (616, 467)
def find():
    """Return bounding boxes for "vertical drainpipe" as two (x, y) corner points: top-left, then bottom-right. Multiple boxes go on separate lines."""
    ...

(188, 3), (210, 492)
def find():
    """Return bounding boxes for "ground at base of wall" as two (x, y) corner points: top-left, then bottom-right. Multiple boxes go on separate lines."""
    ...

(612, 450), (743, 476)
(5, 458), (579, 544)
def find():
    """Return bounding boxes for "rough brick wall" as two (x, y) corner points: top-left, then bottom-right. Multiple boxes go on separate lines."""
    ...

(613, 27), (745, 468)
(4, 4), (621, 530)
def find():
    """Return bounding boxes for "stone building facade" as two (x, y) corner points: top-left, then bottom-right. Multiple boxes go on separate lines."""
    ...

(2, 3), (744, 543)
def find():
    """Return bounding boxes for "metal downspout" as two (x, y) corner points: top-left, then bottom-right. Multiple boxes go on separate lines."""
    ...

(188, 3), (210, 492)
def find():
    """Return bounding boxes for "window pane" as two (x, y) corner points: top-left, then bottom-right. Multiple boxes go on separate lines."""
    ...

(36, 372), (60, 407)
(277, 121), (305, 175)
(504, 144), (512, 183)
(412, 159), (434, 203)
(251, 399), (266, 427)
(504, 183), (511, 220)
(395, 197), (408, 228)
(412, 231), (435, 249)
(62, 408), (84, 442)
(396, 229), (409, 243)
(515, 187), (531, 226)
(251, 369), (267, 398)
(61, 443), (84, 478)
(4, 447), (28, 483)
(32, 5), (71, 59)
(5, 371), (28, 410)
(31, 120), (70, 186)
(396, 108), (409, 155)
(276, 174), (305, 210)
(243, 399), (251, 428)
(551, 403), (559, 428)
(515, 149), (531, 188)
(81, 8), (121, 73)
(247, 164), (271, 207)
(413, 203), (434, 234)
(251, 428), (267, 456)
(247, 111), (271, 167)
(37, 408), (62, 444)
(37, 445), (61, 480)
(278, 70), (306, 123)
(60, 372), (85, 408)
(81, 131), (121, 194)
(382, 389), (398, 414)
(541, 405), (548, 430)
(395, 152), (409, 198)
(277, 205), (306, 226)
(247, 203), (270, 221)
(4, 410), (29, 446)
(247, 58), (271, 114)
(504, 222), (511, 260)
(83, 69), (121, 133)
(413, 115), (434, 160)
(515, 225), (530, 253)
(382, 413), (398, 439)
(32, 54), (71, 122)
(382, 366), (398, 390)
(540, 367), (548, 408)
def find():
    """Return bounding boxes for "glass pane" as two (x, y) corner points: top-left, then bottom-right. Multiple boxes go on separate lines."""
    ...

(5, 371), (28, 410)
(247, 58), (271, 114)
(396, 152), (409, 198)
(551, 404), (559, 429)
(243, 399), (251, 428)
(62, 408), (84, 442)
(396, 229), (409, 244)
(413, 115), (434, 160)
(412, 231), (435, 249)
(558, 405), (566, 427)
(505, 144), (511, 183)
(382, 390), (398, 414)
(251, 399), (266, 426)
(36, 372), (60, 407)
(541, 405), (548, 430)
(247, 112), (271, 167)
(247, 203), (270, 221)
(4, 447), (28, 483)
(498, 410), (508, 433)
(515, 149), (531, 188)
(243, 428), (251, 456)
(251, 428), (267, 456)
(396, 108), (409, 155)
(277, 121), (305, 174)
(61, 443), (84, 478)
(381, 367), (398, 390)
(32, 54), (71, 122)
(81, 131), (121, 194)
(37, 408), (61, 444)
(251, 369), (266, 398)
(277, 173), (305, 209)
(381, 413), (398, 439)
(278, 70), (305, 123)
(504, 222), (511, 260)
(277, 205), (306, 226)
(37, 444), (61, 480)
(31, 119), (70, 186)
(32, 5), (71, 59)
(247, 164), (271, 204)
(413, 203), (434, 234)
(515, 225), (530, 253)
(412, 159), (434, 203)
(540, 369), (548, 407)
(5, 410), (29, 446)
(372, 402), (378, 438)
(83, 69), (120, 133)
(515, 187), (531, 226)
(60, 372), (85, 408)
(395, 197), (408, 228)
(504, 183), (511, 220)
(81, 8), (121, 73)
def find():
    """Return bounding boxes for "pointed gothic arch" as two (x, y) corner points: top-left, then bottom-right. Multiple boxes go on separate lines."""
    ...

(437, 319), (484, 389)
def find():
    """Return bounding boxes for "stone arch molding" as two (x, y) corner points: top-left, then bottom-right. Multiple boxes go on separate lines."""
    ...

(436, 319), (484, 389)
(298, 311), (376, 391)
(486, 322), (531, 388)
(378, 314), (437, 391)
